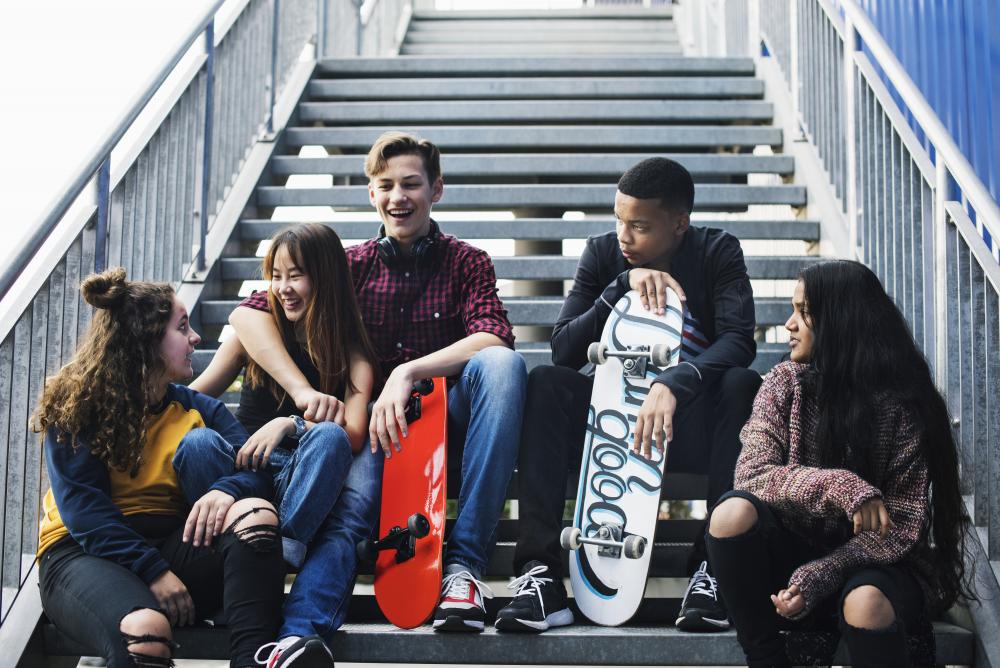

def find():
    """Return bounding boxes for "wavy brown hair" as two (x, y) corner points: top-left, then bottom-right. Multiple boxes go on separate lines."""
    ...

(244, 224), (380, 400)
(32, 267), (176, 476)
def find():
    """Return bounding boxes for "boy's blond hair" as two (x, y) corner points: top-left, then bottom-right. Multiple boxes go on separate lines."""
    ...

(364, 131), (442, 183)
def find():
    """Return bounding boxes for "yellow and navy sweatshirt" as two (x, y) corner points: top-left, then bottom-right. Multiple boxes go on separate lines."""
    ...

(38, 384), (270, 584)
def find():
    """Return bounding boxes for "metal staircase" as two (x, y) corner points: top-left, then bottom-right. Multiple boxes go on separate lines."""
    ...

(7, 3), (993, 666)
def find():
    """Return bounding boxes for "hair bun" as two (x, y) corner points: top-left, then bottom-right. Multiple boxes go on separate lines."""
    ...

(81, 267), (129, 309)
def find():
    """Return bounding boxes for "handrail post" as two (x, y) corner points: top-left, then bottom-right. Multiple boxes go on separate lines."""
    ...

(197, 20), (216, 273)
(788, 0), (800, 130)
(268, 0), (281, 136)
(95, 158), (111, 273)
(934, 160), (949, 389)
(843, 17), (858, 258)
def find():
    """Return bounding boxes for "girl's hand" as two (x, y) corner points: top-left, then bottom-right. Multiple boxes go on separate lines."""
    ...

(183, 489), (235, 547)
(149, 570), (195, 627)
(236, 417), (295, 471)
(852, 498), (895, 539)
(369, 367), (414, 458)
(771, 584), (805, 618)
(294, 388), (345, 425)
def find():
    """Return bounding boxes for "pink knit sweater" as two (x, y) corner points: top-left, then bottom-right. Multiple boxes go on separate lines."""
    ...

(736, 361), (939, 616)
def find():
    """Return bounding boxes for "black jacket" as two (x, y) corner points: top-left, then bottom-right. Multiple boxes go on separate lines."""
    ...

(551, 226), (756, 404)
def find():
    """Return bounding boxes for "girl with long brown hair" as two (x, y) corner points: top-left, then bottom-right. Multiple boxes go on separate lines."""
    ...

(34, 268), (283, 668)
(192, 223), (381, 667)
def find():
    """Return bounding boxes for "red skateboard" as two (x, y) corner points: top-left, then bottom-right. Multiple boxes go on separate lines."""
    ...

(356, 378), (447, 629)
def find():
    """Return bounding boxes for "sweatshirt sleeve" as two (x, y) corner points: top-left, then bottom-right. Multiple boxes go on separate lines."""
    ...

(551, 236), (630, 368)
(653, 233), (756, 404)
(44, 429), (170, 584)
(735, 363), (881, 519)
(191, 392), (274, 501)
(786, 407), (930, 615)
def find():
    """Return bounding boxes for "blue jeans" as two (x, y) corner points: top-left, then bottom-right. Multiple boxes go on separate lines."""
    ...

(172, 427), (259, 502)
(444, 346), (526, 577)
(267, 422), (383, 640)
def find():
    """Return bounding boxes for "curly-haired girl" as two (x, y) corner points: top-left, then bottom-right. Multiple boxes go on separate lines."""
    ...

(192, 223), (380, 667)
(34, 268), (283, 668)
(706, 260), (971, 667)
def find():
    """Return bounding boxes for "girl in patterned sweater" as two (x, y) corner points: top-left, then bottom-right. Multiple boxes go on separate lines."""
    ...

(705, 260), (970, 667)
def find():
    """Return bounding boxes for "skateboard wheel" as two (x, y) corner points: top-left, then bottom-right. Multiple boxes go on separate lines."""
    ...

(623, 535), (646, 559)
(649, 343), (671, 367)
(560, 527), (582, 551)
(356, 538), (377, 562)
(587, 342), (608, 365)
(407, 513), (431, 538)
(412, 378), (434, 396)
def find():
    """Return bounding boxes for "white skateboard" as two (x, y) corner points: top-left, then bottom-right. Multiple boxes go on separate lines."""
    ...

(561, 288), (684, 626)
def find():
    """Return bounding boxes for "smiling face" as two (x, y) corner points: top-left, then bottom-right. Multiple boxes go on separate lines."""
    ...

(368, 153), (443, 252)
(614, 190), (688, 267)
(270, 243), (312, 323)
(159, 296), (201, 382)
(786, 279), (814, 363)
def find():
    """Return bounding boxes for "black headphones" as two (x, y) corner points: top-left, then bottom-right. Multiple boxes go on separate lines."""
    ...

(376, 220), (441, 270)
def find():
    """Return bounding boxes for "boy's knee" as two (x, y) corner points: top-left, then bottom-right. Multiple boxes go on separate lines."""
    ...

(842, 585), (896, 630)
(119, 608), (173, 659)
(224, 498), (280, 551)
(471, 346), (526, 378)
(717, 367), (763, 404)
(301, 422), (352, 462)
(708, 496), (758, 538)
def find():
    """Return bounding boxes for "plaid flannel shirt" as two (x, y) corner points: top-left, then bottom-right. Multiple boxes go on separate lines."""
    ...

(239, 232), (514, 379)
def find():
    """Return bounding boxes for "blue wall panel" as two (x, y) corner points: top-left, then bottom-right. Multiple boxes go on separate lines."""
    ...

(856, 0), (1000, 216)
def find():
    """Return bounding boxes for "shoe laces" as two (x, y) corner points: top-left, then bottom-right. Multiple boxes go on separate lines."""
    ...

(441, 570), (494, 603)
(684, 561), (718, 601)
(507, 563), (553, 616)
(254, 636), (299, 667)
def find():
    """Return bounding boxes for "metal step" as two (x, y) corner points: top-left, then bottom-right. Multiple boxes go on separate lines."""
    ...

(238, 218), (820, 242)
(220, 255), (818, 282)
(409, 18), (675, 31)
(401, 43), (685, 56)
(43, 622), (974, 664)
(270, 153), (793, 178)
(308, 77), (765, 100)
(412, 8), (675, 19)
(255, 183), (805, 210)
(404, 30), (679, 44)
(283, 125), (782, 150)
(191, 342), (791, 377)
(198, 296), (795, 328)
(297, 100), (773, 125)
(315, 56), (755, 77)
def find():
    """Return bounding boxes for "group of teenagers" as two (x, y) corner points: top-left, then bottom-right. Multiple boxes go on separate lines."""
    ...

(34, 131), (972, 668)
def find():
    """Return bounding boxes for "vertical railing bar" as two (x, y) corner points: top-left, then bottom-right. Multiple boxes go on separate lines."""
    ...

(132, 151), (150, 281)
(4, 309), (31, 595)
(985, 285), (1000, 558)
(94, 159), (111, 274)
(971, 259), (988, 526)
(957, 236), (974, 496)
(144, 130), (162, 281)
(944, 219), (967, 490)
(197, 21), (215, 272)
(0, 334), (14, 617)
(269, 0), (281, 135)
(77, 218), (97, 337)
(22, 285), (48, 573)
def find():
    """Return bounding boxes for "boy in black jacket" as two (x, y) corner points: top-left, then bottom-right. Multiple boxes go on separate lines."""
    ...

(497, 158), (761, 633)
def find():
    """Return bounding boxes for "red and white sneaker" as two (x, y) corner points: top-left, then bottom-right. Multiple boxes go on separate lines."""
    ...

(254, 635), (335, 668)
(432, 567), (494, 632)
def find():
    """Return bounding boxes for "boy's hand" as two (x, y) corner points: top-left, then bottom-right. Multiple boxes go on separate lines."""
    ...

(628, 268), (686, 315)
(369, 366), (414, 457)
(632, 382), (676, 459)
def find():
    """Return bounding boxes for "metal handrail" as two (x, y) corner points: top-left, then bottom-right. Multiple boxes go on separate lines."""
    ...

(838, 1), (999, 238)
(0, 0), (227, 301)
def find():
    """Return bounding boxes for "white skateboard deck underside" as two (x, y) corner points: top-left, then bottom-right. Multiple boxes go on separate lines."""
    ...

(570, 289), (684, 626)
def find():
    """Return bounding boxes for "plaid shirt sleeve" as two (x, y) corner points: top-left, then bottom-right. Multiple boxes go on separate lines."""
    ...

(459, 246), (515, 347)
(239, 290), (271, 312)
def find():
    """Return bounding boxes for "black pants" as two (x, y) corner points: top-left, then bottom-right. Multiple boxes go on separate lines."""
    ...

(705, 490), (933, 668)
(513, 364), (761, 577)
(39, 513), (284, 668)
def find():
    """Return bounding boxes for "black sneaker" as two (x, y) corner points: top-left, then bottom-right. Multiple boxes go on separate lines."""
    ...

(495, 561), (574, 632)
(433, 567), (494, 632)
(255, 635), (336, 668)
(675, 560), (730, 632)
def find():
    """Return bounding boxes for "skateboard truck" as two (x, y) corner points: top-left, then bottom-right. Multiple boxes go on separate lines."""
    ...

(357, 513), (431, 564)
(587, 342), (673, 377)
(560, 524), (646, 560)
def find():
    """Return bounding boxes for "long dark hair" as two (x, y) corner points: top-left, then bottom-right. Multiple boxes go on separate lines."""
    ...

(33, 268), (176, 476)
(799, 259), (971, 607)
(245, 224), (379, 399)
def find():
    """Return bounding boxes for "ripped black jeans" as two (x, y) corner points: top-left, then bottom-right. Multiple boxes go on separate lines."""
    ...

(39, 512), (284, 668)
(705, 490), (934, 668)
